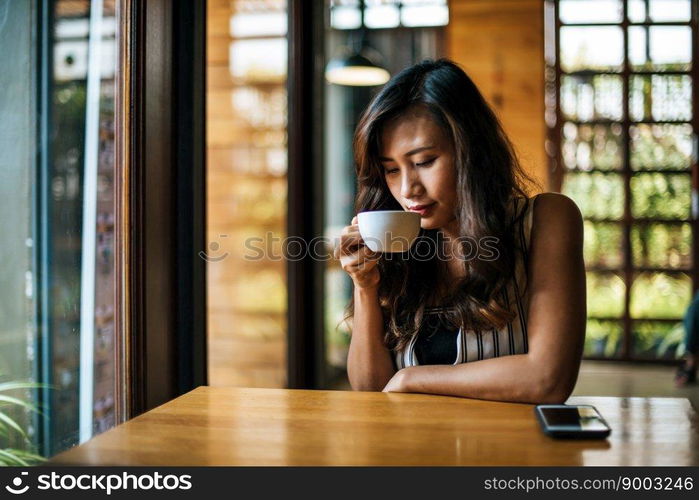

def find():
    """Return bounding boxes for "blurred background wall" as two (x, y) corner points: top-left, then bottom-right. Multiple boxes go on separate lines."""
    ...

(448, 0), (547, 190)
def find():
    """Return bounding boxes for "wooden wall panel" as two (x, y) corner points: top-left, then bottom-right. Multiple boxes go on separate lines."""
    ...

(447, 0), (548, 191)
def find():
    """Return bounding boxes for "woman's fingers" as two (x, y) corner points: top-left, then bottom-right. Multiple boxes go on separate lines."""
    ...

(335, 216), (382, 289)
(341, 222), (356, 235)
(336, 226), (363, 257)
(335, 216), (379, 269)
(343, 245), (380, 272)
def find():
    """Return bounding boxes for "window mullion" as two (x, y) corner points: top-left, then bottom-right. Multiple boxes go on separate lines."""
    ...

(621, 0), (633, 360)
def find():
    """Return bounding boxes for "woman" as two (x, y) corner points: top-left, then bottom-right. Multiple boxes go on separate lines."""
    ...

(334, 59), (586, 404)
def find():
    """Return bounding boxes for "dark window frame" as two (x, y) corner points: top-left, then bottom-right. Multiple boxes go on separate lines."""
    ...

(287, 0), (327, 388)
(115, 0), (207, 420)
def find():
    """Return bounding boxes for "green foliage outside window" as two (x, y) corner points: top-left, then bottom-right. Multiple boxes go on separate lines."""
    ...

(633, 321), (685, 360)
(631, 223), (691, 269)
(585, 319), (622, 358)
(563, 94), (692, 359)
(630, 273), (692, 319)
(630, 124), (693, 170)
(586, 272), (625, 318)
(584, 221), (623, 268)
(563, 172), (625, 220)
(0, 379), (46, 466)
(630, 173), (691, 219)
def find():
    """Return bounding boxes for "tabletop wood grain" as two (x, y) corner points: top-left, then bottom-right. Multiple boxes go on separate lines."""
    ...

(49, 387), (699, 466)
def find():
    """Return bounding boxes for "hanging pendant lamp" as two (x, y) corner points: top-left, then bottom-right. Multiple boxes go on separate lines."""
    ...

(325, 27), (390, 87)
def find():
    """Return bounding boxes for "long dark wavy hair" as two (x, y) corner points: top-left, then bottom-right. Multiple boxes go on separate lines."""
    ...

(342, 58), (539, 352)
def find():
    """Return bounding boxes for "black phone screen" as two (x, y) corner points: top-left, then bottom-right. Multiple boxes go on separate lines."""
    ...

(539, 406), (609, 431)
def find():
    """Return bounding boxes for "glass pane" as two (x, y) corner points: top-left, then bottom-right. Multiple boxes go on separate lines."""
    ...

(222, 311), (285, 339)
(559, 0), (623, 23)
(401, 4), (449, 27)
(561, 75), (623, 121)
(563, 122), (623, 170)
(209, 146), (286, 177)
(207, 0), (289, 390)
(585, 319), (623, 358)
(630, 75), (692, 122)
(330, 6), (362, 29)
(323, 79), (363, 381)
(229, 38), (288, 82)
(230, 270), (287, 313)
(628, 0), (690, 22)
(629, 26), (692, 72)
(562, 172), (624, 219)
(1, 0), (118, 460)
(650, 0), (692, 22)
(229, 86), (287, 128)
(587, 272), (626, 317)
(230, 12), (287, 37)
(560, 27), (624, 72)
(585, 220), (623, 269)
(0, 0), (38, 463)
(630, 173), (690, 219)
(627, 0), (646, 22)
(584, 221), (624, 269)
(325, 268), (352, 369)
(365, 4), (400, 29)
(55, 0), (117, 453)
(630, 123), (694, 170)
(236, 0), (286, 8)
(209, 177), (286, 225)
(630, 272), (691, 318)
(632, 223), (691, 269)
(632, 320), (685, 360)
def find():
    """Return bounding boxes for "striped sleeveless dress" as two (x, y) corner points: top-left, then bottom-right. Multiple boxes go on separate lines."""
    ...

(394, 195), (538, 369)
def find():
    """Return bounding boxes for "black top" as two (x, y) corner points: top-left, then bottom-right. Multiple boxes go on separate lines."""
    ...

(413, 312), (459, 365)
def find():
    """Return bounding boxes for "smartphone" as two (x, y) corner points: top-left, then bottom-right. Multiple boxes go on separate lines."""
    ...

(535, 404), (611, 439)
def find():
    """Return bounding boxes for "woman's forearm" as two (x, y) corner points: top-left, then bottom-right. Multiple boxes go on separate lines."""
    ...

(397, 353), (578, 404)
(347, 285), (396, 391)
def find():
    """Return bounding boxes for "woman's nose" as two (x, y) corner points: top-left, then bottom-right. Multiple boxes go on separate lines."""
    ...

(400, 168), (424, 199)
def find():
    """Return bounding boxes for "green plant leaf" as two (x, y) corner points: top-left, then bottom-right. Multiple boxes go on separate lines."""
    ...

(0, 382), (47, 392)
(0, 448), (29, 466)
(0, 412), (27, 441)
(0, 395), (40, 413)
(657, 323), (686, 357)
(6, 448), (45, 464)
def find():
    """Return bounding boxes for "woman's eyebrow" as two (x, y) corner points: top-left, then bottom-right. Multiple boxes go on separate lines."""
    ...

(379, 145), (435, 162)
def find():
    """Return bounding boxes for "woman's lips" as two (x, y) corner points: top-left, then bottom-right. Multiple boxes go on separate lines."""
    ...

(408, 202), (436, 216)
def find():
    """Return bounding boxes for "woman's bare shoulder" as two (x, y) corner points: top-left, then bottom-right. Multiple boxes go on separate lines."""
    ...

(531, 192), (584, 246)
(532, 193), (582, 224)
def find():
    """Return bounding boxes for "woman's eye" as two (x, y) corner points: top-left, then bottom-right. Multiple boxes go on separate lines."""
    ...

(415, 158), (436, 167)
(384, 168), (399, 175)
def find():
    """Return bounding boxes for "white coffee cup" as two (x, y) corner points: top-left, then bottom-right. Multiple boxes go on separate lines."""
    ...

(357, 210), (421, 253)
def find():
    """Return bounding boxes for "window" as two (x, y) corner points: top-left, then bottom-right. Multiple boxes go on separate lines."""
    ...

(545, 0), (698, 360)
(330, 0), (449, 30)
(0, 0), (117, 460)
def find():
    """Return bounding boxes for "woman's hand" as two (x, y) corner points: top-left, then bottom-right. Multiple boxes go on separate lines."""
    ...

(335, 216), (382, 290)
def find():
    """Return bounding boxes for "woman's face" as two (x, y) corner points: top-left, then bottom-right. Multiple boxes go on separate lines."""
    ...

(379, 108), (458, 232)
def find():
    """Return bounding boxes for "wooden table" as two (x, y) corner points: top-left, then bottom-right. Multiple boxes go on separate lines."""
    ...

(50, 387), (699, 466)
